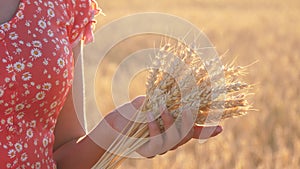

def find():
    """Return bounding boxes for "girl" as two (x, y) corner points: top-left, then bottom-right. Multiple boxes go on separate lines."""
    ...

(0, 0), (222, 168)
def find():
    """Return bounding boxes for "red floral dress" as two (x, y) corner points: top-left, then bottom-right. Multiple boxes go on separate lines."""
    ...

(0, 0), (99, 168)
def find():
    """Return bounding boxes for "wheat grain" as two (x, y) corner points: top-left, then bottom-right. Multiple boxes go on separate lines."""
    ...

(93, 40), (252, 169)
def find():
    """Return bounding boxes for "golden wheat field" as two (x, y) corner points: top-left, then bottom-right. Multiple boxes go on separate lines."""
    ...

(83, 0), (300, 168)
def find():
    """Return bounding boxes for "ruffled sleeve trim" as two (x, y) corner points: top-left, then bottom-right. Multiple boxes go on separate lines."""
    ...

(69, 0), (103, 48)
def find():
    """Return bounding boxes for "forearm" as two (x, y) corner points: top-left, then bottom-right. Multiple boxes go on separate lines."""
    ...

(53, 115), (118, 169)
(53, 136), (103, 169)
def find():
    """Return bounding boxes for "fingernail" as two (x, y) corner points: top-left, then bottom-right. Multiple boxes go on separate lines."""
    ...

(147, 112), (155, 122)
(215, 126), (223, 133)
(159, 106), (166, 115)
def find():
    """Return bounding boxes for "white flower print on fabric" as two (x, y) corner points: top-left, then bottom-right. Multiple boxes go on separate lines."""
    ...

(47, 9), (55, 18)
(13, 61), (25, 72)
(30, 48), (42, 59)
(6, 64), (14, 73)
(35, 91), (46, 100)
(8, 149), (16, 159)
(47, 29), (54, 37)
(16, 11), (24, 20)
(42, 83), (52, 91)
(32, 40), (42, 48)
(64, 46), (70, 55)
(38, 19), (47, 29)
(15, 103), (25, 111)
(15, 143), (23, 152)
(22, 72), (32, 81)
(50, 101), (57, 109)
(20, 153), (28, 162)
(26, 129), (34, 139)
(1, 23), (10, 31)
(0, 0), (100, 168)
(9, 32), (18, 40)
(57, 58), (65, 68)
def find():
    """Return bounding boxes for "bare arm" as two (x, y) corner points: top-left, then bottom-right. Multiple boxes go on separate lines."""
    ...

(53, 41), (141, 168)
(53, 41), (223, 169)
(53, 41), (109, 169)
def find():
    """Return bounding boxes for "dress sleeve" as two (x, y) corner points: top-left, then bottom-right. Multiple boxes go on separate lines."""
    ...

(66, 0), (102, 47)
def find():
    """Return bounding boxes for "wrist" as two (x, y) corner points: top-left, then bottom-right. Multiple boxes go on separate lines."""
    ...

(87, 113), (120, 151)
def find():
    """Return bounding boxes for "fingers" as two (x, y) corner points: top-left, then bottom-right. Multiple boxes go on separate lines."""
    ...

(173, 111), (223, 149)
(147, 112), (161, 137)
(131, 96), (146, 109)
(114, 96), (146, 122)
(160, 109), (181, 153)
(137, 108), (223, 158)
(136, 112), (163, 158)
(193, 125), (223, 139)
(173, 110), (195, 149)
(137, 109), (181, 157)
(160, 108), (174, 130)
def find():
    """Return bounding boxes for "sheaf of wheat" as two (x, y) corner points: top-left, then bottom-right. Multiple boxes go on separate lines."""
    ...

(93, 39), (253, 169)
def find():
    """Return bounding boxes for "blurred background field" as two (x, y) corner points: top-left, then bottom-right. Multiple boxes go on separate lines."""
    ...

(85, 0), (300, 168)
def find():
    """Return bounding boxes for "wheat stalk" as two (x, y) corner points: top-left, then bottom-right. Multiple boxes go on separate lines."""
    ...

(92, 40), (253, 169)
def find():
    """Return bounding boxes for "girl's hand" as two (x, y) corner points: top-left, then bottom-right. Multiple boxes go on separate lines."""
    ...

(105, 96), (223, 158)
